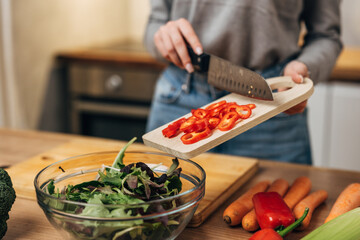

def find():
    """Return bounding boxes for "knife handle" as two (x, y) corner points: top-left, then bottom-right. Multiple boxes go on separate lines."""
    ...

(187, 45), (210, 73)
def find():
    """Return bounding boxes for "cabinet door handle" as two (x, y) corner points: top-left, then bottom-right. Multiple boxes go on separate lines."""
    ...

(105, 74), (123, 92)
(73, 100), (149, 118)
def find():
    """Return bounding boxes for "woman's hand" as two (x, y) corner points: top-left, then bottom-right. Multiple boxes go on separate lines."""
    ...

(282, 61), (309, 115)
(154, 18), (203, 73)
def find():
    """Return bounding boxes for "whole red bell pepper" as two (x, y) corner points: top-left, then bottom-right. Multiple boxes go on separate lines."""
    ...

(253, 192), (295, 230)
(249, 208), (309, 240)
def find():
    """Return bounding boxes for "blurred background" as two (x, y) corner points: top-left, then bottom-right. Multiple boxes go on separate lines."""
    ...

(0, 0), (359, 170)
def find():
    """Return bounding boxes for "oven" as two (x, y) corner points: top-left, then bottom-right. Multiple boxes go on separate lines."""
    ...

(68, 63), (161, 142)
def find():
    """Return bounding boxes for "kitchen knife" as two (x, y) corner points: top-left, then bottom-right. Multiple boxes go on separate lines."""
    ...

(187, 46), (274, 101)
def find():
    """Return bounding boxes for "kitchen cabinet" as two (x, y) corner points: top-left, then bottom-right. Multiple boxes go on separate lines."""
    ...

(308, 48), (360, 171)
(308, 82), (360, 170)
(307, 83), (328, 167)
(56, 42), (166, 142)
(327, 82), (360, 170)
(308, 85), (360, 170)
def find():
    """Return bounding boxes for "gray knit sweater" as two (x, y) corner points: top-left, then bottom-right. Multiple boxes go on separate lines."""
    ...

(144, 0), (342, 84)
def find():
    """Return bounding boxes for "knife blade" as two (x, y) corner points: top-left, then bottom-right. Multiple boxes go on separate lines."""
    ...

(187, 46), (274, 101)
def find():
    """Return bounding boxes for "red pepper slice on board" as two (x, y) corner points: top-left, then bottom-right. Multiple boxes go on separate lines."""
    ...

(162, 117), (186, 138)
(219, 103), (252, 119)
(253, 192), (295, 230)
(162, 127), (178, 138)
(208, 117), (220, 130)
(249, 208), (309, 240)
(168, 117), (186, 130)
(183, 118), (209, 134)
(179, 116), (197, 132)
(234, 105), (252, 119)
(205, 100), (227, 111)
(218, 112), (240, 131)
(192, 108), (208, 119)
(219, 103), (235, 119)
(247, 103), (256, 109)
(162, 100), (255, 143)
(181, 127), (212, 144)
(208, 104), (228, 118)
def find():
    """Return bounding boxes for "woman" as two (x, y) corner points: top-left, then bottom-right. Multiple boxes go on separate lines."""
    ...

(144, 0), (342, 164)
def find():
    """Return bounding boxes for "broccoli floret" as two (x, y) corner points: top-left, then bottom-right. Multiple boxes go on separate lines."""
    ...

(0, 169), (15, 239)
(1, 213), (9, 221)
(0, 219), (7, 239)
(0, 183), (16, 216)
(0, 168), (12, 188)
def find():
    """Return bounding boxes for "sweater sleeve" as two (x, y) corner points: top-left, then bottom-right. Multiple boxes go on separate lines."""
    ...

(296, 0), (343, 84)
(143, 0), (172, 61)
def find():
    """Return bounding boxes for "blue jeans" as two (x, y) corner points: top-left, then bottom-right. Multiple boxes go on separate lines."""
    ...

(146, 63), (312, 165)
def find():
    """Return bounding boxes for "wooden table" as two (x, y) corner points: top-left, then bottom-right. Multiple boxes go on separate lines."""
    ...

(331, 48), (360, 81)
(1, 128), (360, 240)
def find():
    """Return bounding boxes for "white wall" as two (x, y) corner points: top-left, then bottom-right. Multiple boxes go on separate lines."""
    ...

(0, 0), (25, 128)
(0, 0), (130, 129)
(308, 0), (360, 171)
(341, 0), (360, 46)
(127, 0), (150, 42)
(308, 82), (360, 171)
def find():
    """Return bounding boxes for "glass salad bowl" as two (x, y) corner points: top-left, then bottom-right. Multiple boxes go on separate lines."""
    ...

(34, 150), (205, 240)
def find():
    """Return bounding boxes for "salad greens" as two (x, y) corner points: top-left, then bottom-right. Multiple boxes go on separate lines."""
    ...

(46, 137), (183, 240)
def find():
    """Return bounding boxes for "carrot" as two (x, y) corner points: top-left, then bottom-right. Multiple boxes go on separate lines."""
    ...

(242, 178), (289, 231)
(283, 176), (312, 210)
(223, 180), (270, 226)
(267, 178), (290, 196)
(293, 190), (328, 230)
(324, 183), (360, 223)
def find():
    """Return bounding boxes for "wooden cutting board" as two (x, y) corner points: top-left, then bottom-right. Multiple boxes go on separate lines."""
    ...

(7, 137), (258, 227)
(143, 76), (314, 159)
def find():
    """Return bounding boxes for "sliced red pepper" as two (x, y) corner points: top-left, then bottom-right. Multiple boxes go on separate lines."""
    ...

(208, 117), (220, 130)
(162, 127), (178, 138)
(207, 104), (228, 118)
(218, 112), (240, 131)
(253, 192), (295, 230)
(205, 100), (227, 111)
(179, 116), (197, 132)
(162, 117), (186, 138)
(219, 103), (235, 119)
(181, 127), (212, 144)
(247, 103), (256, 109)
(234, 105), (252, 119)
(218, 105), (231, 119)
(168, 117), (186, 130)
(162, 100), (255, 144)
(219, 103), (251, 119)
(183, 118), (209, 134)
(192, 108), (208, 119)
